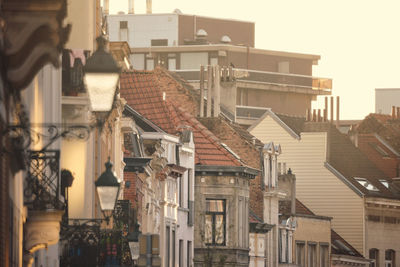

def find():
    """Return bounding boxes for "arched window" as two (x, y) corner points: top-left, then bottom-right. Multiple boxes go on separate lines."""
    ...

(385, 249), (395, 267)
(369, 248), (379, 267)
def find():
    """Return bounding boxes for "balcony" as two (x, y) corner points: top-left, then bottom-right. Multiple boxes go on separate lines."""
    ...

(173, 68), (332, 93)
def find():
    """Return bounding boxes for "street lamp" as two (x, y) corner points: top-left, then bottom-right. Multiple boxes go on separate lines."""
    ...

(95, 159), (121, 220)
(84, 36), (120, 114)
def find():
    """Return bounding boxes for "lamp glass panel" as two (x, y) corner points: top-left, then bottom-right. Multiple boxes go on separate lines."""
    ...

(97, 186), (119, 211)
(84, 73), (119, 112)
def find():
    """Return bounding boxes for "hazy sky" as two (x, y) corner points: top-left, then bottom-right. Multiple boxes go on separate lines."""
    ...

(110, 0), (400, 119)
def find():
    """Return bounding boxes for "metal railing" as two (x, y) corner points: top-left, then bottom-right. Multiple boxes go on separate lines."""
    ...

(24, 150), (64, 210)
(173, 68), (332, 91)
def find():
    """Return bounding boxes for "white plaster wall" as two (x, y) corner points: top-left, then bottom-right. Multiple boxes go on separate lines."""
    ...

(107, 14), (179, 47)
(176, 143), (195, 267)
(20, 64), (63, 266)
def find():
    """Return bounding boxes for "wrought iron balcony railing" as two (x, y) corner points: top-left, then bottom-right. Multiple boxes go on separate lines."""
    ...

(24, 150), (64, 210)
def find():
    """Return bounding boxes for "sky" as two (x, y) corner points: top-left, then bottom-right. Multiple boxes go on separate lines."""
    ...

(109, 0), (400, 119)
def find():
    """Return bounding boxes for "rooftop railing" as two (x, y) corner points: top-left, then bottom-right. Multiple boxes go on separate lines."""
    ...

(173, 68), (332, 91)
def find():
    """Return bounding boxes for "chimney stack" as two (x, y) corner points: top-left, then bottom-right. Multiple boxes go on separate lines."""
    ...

(207, 65), (212, 117)
(146, 0), (152, 14)
(392, 106), (396, 118)
(213, 66), (221, 117)
(324, 97), (328, 122)
(336, 96), (340, 128)
(103, 0), (109, 15)
(330, 96), (334, 124)
(199, 66), (205, 117)
(128, 0), (134, 14)
(397, 107), (400, 119)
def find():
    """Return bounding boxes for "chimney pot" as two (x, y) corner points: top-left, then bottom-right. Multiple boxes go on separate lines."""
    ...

(146, 0), (152, 14)
(103, 0), (109, 14)
(128, 0), (134, 14)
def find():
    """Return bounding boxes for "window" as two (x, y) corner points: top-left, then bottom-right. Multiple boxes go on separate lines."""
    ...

(172, 230), (176, 267)
(320, 243), (329, 267)
(355, 177), (379, 191)
(146, 59), (154, 70)
(179, 240), (183, 267)
(205, 199), (226, 245)
(370, 248), (379, 267)
(179, 175), (184, 207)
(119, 21), (128, 41)
(278, 61), (290, 73)
(120, 21), (128, 29)
(379, 179), (389, 188)
(279, 229), (288, 263)
(166, 226), (170, 267)
(295, 241), (305, 267)
(369, 143), (389, 157)
(168, 58), (176, 71)
(151, 39), (168, 46)
(307, 242), (317, 267)
(385, 249), (395, 267)
(187, 241), (192, 267)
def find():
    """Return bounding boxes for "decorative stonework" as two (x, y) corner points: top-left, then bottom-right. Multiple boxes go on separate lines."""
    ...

(24, 210), (64, 253)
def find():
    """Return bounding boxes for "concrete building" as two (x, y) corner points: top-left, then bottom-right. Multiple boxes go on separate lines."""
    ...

(106, 7), (332, 121)
(375, 88), (400, 114)
(248, 108), (400, 266)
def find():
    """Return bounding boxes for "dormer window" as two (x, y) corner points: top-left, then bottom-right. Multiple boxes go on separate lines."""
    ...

(355, 178), (379, 191)
(379, 179), (389, 188)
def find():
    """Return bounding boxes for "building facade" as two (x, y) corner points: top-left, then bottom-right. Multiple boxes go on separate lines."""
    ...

(249, 109), (400, 266)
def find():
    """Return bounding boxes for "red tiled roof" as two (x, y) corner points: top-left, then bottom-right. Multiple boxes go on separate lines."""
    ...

(357, 113), (400, 153)
(120, 70), (178, 134)
(172, 106), (241, 166)
(120, 70), (241, 167)
(295, 199), (315, 216)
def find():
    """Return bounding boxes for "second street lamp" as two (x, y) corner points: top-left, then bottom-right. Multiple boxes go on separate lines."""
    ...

(95, 159), (121, 221)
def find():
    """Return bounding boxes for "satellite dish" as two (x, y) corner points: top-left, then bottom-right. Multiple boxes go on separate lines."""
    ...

(173, 8), (182, 14)
(196, 29), (208, 38)
(220, 35), (232, 44)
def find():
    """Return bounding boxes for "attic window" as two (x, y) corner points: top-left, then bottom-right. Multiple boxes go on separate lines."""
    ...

(355, 178), (379, 191)
(379, 179), (389, 188)
(369, 143), (389, 157)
